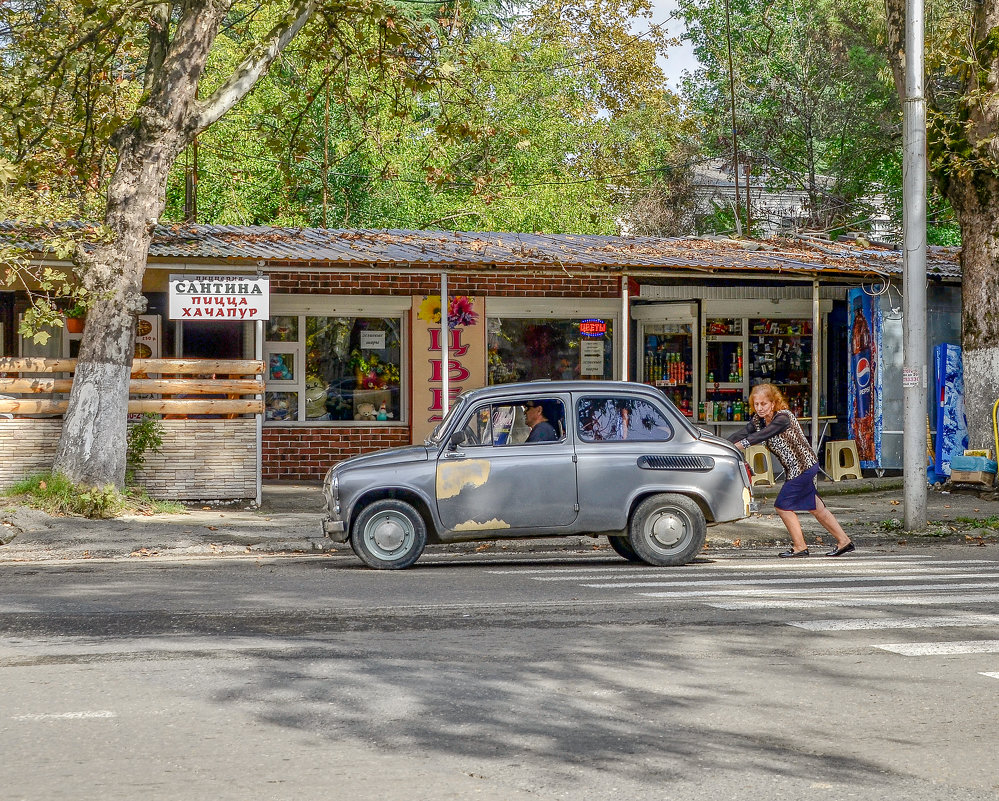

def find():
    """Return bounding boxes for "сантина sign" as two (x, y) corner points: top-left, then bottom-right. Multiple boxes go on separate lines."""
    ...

(168, 274), (270, 321)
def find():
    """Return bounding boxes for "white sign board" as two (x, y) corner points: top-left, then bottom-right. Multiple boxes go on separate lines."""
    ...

(359, 330), (386, 350)
(169, 274), (270, 321)
(580, 340), (605, 376)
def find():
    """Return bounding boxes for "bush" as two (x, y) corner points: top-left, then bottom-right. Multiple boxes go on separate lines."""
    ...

(126, 413), (164, 486)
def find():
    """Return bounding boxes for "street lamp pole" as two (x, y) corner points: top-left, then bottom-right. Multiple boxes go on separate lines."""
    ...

(903, 0), (928, 528)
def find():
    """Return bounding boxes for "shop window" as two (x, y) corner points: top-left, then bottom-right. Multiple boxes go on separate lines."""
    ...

(577, 396), (673, 442)
(264, 315), (403, 423)
(488, 317), (614, 383)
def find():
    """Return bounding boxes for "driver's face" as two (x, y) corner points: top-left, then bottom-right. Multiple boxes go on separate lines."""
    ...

(525, 404), (543, 426)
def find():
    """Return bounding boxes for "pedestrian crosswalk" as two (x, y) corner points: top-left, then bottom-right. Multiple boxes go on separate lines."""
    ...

(489, 554), (999, 680)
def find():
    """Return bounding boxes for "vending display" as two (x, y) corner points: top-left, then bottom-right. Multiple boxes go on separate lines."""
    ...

(641, 323), (694, 417)
(698, 314), (820, 424)
(748, 318), (812, 417)
(702, 318), (746, 422)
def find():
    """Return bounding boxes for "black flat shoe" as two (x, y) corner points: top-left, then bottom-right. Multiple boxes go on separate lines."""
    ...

(826, 542), (856, 557)
(778, 548), (809, 558)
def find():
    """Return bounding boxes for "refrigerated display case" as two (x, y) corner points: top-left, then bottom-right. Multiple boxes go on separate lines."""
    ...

(702, 317), (748, 423)
(633, 304), (698, 418)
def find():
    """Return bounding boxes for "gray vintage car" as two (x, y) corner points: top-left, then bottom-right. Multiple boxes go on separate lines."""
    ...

(322, 380), (753, 569)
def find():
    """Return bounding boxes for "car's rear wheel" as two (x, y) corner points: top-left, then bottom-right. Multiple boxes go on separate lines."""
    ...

(628, 493), (706, 566)
(607, 535), (642, 562)
(351, 499), (427, 569)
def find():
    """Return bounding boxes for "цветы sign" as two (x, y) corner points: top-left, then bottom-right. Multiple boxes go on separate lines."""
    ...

(168, 274), (270, 321)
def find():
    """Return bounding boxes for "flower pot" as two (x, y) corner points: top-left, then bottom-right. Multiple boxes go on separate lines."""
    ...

(66, 316), (85, 333)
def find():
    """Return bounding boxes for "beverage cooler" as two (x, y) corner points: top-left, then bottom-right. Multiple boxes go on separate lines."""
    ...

(633, 303), (698, 419)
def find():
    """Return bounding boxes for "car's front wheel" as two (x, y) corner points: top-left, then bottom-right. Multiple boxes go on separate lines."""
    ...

(351, 499), (427, 569)
(607, 535), (642, 562)
(628, 493), (706, 566)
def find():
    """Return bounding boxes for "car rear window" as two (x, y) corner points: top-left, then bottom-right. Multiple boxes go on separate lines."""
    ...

(577, 396), (673, 442)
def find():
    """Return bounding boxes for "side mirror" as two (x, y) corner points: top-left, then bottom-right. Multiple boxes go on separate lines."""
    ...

(448, 430), (467, 449)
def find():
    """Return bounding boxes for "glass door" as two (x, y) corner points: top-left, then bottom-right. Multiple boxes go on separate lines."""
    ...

(639, 322), (695, 418)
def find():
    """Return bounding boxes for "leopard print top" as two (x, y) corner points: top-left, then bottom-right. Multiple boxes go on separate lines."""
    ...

(729, 409), (817, 479)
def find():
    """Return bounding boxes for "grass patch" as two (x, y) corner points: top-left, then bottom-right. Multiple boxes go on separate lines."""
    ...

(3, 472), (186, 518)
(955, 514), (999, 529)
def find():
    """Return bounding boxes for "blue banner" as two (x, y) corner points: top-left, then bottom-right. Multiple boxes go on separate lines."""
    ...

(847, 289), (882, 468)
(933, 343), (969, 477)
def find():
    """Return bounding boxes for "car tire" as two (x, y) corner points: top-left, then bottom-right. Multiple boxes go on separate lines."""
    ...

(628, 493), (706, 567)
(351, 499), (427, 569)
(607, 535), (642, 562)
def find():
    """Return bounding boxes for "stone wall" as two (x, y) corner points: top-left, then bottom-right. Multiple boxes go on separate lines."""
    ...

(0, 418), (257, 501)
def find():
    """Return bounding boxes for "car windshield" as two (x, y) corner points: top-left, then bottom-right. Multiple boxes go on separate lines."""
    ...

(426, 395), (468, 444)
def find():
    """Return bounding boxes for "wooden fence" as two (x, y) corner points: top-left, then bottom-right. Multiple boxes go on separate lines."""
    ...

(0, 358), (264, 417)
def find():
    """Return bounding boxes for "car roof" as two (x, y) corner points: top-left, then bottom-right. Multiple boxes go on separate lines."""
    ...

(458, 380), (663, 403)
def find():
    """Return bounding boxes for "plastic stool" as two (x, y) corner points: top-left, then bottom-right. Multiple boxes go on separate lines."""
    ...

(745, 444), (776, 487)
(825, 440), (862, 481)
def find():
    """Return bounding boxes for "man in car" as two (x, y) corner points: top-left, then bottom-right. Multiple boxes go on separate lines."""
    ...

(524, 400), (559, 442)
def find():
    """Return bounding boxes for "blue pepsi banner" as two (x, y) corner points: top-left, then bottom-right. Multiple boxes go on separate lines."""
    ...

(847, 289), (882, 468)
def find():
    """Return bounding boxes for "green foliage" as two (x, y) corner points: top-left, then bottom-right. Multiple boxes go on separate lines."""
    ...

(5, 472), (122, 518)
(4, 470), (183, 517)
(162, 1), (690, 235)
(125, 414), (165, 487)
(678, 0), (901, 234)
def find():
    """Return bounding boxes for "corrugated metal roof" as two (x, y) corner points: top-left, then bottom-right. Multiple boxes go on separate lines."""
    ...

(1, 222), (962, 280)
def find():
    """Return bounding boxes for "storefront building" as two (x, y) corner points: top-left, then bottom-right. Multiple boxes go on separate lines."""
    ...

(1, 226), (962, 482)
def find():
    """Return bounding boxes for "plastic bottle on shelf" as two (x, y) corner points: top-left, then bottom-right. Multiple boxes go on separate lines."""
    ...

(698, 400), (705, 421)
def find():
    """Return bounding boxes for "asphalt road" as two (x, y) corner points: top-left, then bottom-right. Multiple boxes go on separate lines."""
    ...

(3, 546), (999, 800)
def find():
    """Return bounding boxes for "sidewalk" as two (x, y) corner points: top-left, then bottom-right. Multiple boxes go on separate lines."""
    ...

(1, 477), (997, 563)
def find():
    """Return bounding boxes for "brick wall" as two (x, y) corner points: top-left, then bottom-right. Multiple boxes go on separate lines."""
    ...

(268, 270), (621, 299)
(262, 425), (411, 481)
(0, 418), (257, 500)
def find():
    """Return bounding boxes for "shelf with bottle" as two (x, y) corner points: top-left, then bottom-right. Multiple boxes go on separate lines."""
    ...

(697, 394), (750, 423)
(749, 319), (812, 337)
(704, 339), (745, 387)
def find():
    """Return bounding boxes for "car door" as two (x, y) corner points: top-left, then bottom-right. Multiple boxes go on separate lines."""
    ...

(574, 393), (677, 531)
(436, 396), (578, 534)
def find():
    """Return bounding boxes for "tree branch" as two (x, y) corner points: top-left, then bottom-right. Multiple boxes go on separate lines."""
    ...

(195, 0), (320, 132)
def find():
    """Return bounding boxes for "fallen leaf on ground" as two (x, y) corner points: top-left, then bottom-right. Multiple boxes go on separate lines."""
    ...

(475, 543), (492, 551)
(732, 538), (741, 548)
(206, 526), (218, 531)
(890, 500), (900, 506)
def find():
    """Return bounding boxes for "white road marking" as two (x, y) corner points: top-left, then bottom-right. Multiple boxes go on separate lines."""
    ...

(639, 581), (999, 599)
(979, 672), (999, 679)
(12, 711), (116, 721)
(787, 615), (999, 631)
(708, 594), (999, 609)
(583, 572), (999, 589)
(481, 555), (943, 575)
(524, 565), (999, 582)
(874, 640), (999, 656)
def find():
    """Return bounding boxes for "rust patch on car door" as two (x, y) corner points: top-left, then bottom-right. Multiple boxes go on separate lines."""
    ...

(453, 517), (511, 531)
(437, 459), (491, 500)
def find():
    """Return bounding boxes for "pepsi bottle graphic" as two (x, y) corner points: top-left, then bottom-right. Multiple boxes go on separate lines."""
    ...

(851, 296), (876, 461)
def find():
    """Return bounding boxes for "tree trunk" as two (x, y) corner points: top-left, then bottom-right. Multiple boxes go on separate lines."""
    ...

(949, 178), (999, 453)
(52, 137), (181, 487)
(52, 1), (228, 488)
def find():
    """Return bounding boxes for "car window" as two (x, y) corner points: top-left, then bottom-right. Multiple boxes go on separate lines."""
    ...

(577, 396), (673, 442)
(457, 399), (565, 446)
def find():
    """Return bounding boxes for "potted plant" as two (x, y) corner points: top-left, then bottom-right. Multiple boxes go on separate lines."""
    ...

(64, 303), (87, 333)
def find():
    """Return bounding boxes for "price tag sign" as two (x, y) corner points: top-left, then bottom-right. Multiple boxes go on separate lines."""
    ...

(902, 368), (920, 388)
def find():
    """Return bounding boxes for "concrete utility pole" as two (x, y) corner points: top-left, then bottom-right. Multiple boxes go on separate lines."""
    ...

(902, 0), (928, 528)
